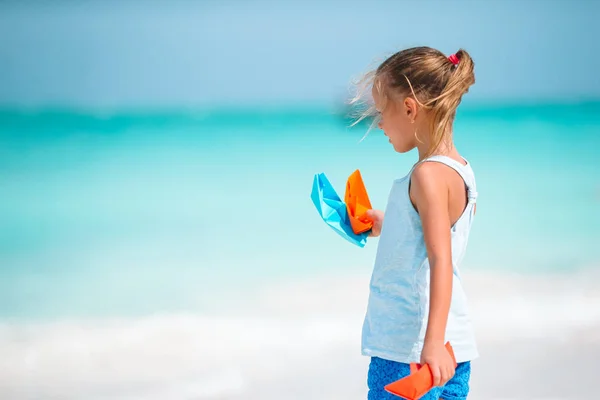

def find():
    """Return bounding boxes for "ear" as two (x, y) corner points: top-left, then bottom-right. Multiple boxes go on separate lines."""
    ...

(403, 97), (419, 123)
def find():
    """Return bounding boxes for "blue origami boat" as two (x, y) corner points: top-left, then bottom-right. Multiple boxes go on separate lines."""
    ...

(311, 172), (369, 247)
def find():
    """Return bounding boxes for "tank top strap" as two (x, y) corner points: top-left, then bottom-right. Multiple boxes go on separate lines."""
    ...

(420, 155), (478, 204)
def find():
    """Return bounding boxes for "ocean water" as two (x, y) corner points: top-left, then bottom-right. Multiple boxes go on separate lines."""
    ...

(0, 103), (599, 399)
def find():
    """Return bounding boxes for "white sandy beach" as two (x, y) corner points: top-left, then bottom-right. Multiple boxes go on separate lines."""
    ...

(0, 268), (599, 400)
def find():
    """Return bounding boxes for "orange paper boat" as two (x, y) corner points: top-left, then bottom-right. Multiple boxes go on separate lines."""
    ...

(384, 342), (457, 400)
(344, 169), (373, 234)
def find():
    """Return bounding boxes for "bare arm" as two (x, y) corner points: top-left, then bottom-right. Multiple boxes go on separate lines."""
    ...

(410, 162), (455, 386)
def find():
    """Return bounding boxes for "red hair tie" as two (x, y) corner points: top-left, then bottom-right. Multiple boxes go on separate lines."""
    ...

(448, 54), (460, 65)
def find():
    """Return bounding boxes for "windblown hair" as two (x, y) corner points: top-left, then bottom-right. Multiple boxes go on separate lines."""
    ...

(350, 46), (475, 157)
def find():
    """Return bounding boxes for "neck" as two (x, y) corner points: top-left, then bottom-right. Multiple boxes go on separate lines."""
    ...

(416, 136), (458, 162)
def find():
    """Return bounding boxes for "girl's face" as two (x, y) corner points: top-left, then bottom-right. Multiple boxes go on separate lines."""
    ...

(372, 86), (420, 153)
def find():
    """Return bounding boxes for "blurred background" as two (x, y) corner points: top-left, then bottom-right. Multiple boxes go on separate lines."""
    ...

(0, 0), (599, 399)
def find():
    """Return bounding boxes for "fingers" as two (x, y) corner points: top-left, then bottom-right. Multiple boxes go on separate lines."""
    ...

(365, 209), (383, 221)
(440, 366), (449, 386)
(431, 363), (441, 387)
(365, 209), (383, 237)
(439, 365), (455, 387)
(365, 209), (378, 220)
(432, 363), (455, 387)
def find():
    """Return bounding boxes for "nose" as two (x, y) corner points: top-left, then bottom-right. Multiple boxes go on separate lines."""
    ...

(377, 120), (383, 130)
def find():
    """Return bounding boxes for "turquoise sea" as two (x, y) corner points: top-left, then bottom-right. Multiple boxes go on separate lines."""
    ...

(0, 103), (599, 398)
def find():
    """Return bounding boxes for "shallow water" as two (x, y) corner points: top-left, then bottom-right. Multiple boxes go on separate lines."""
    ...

(0, 104), (599, 398)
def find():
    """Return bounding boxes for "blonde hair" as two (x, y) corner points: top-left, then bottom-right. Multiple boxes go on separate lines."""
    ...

(350, 47), (475, 158)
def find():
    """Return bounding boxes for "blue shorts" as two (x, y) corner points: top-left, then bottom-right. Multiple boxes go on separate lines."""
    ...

(367, 357), (471, 400)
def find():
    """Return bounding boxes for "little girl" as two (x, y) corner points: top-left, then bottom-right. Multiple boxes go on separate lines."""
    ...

(352, 47), (479, 400)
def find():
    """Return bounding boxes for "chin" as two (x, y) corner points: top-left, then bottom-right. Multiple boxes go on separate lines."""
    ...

(392, 142), (413, 154)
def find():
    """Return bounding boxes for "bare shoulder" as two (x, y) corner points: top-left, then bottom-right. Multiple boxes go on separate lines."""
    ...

(409, 163), (450, 215)
(411, 159), (469, 222)
(410, 162), (450, 195)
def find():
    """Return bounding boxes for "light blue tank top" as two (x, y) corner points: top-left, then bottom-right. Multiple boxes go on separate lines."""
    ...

(361, 155), (479, 364)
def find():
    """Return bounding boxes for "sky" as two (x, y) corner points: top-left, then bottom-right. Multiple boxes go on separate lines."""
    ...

(0, 0), (599, 108)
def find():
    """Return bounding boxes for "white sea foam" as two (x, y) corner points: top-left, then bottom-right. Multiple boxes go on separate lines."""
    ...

(1, 269), (599, 399)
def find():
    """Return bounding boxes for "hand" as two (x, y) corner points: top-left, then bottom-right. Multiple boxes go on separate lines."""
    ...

(420, 342), (455, 387)
(364, 209), (384, 237)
